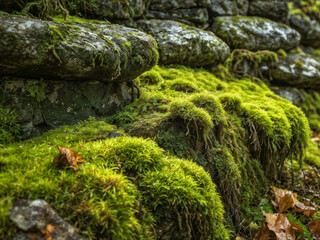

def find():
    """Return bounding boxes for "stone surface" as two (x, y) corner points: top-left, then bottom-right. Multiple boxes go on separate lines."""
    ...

(289, 14), (320, 48)
(209, 0), (249, 17)
(272, 87), (304, 106)
(146, 8), (209, 25)
(137, 20), (230, 67)
(248, 0), (288, 22)
(0, 15), (158, 82)
(0, 77), (132, 138)
(10, 199), (85, 240)
(212, 16), (301, 51)
(149, 0), (210, 11)
(266, 54), (320, 89)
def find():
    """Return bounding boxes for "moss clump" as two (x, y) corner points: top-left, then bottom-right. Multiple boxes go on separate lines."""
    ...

(139, 70), (163, 86)
(305, 140), (320, 168)
(163, 79), (199, 93)
(0, 119), (229, 240)
(108, 64), (310, 232)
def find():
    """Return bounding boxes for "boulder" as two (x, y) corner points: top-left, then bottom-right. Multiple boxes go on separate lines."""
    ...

(0, 77), (132, 138)
(10, 199), (85, 240)
(248, 0), (288, 22)
(289, 14), (320, 48)
(137, 20), (230, 67)
(212, 16), (301, 51)
(146, 8), (209, 26)
(266, 54), (320, 89)
(208, 0), (249, 17)
(149, 0), (210, 11)
(271, 87), (304, 106)
(0, 15), (158, 82)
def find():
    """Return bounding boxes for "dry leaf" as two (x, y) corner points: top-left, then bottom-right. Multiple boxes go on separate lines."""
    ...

(271, 186), (316, 217)
(53, 146), (85, 172)
(254, 223), (277, 240)
(309, 220), (320, 236)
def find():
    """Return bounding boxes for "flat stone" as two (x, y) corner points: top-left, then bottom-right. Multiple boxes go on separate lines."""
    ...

(149, 0), (210, 11)
(209, 0), (249, 17)
(137, 20), (230, 67)
(0, 15), (158, 82)
(248, 0), (288, 22)
(267, 54), (320, 89)
(212, 16), (301, 51)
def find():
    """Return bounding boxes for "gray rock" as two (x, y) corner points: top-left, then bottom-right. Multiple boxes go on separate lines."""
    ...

(0, 77), (132, 138)
(272, 87), (304, 105)
(149, 0), (210, 11)
(209, 0), (249, 17)
(146, 8), (209, 25)
(212, 16), (301, 51)
(84, 0), (145, 19)
(289, 14), (320, 48)
(267, 54), (320, 89)
(248, 0), (288, 22)
(137, 20), (230, 67)
(10, 199), (85, 240)
(0, 15), (158, 82)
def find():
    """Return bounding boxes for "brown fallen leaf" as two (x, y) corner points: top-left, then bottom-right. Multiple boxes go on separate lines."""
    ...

(309, 220), (320, 236)
(253, 223), (277, 240)
(53, 146), (85, 172)
(271, 186), (316, 217)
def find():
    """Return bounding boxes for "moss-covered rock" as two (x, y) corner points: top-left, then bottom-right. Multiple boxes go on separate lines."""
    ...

(208, 0), (249, 17)
(0, 14), (158, 82)
(0, 120), (229, 240)
(248, 0), (288, 22)
(266, 54), (320, 89)
(137, 20), (230, 67)
(212, 16), (301, 51)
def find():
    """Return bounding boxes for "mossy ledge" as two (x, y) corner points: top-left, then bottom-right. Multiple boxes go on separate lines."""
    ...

(0, 120), (229, 240)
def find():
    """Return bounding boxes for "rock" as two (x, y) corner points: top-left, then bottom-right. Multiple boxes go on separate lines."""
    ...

(137, 20), (230, 67)
(266, 54), (320, 89)
(248, 0), (288, 22)
(208, 0), (249, 17)
(82, 0), (145, 19)
(146, 8), (209, 26)
(0, 77), (132, 138)
(212, 16), (301, 51)
(0, 15), (158, 82)
(149, 0), (210, 11)
(10, 199), (85, 240)
(271, 87), (304, 105)
(108, 132), (123, 138)
(289, 14), (320, 48)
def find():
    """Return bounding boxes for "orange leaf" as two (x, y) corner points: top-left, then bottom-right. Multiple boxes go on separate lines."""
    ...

(53, 146), (85, 172)
(309, 220), (320, 235)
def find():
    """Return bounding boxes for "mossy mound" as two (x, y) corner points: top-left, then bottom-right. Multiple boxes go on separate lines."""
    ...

(0, 120), (229, 240)
(108, 64), (310, 230)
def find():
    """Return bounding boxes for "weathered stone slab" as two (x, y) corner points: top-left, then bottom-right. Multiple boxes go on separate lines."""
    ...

(149, 0), (210, 11)
(209, 0), (249, 17)
(0, 77), (132, 138)
(212, 16), (301, 51)
(0, 15), (158, 82)
(248, 0), (288, 22)
(137, 20), (230, 67)
(266, 54), (320, 89)
(10, 199), (85, 240)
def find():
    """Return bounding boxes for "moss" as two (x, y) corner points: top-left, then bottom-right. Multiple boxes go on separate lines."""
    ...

(0, 105), (21, 145)
(52, 14), (110, 25)
(0, 119), (229, 239)
(26, 80), (47, 102)
(139, 70), (164, 86)
(305, 140), (320, 168)
(163, 79), (199, 93)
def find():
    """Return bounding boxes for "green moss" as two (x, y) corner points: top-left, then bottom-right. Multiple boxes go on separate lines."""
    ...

(0, 120), (229, 239)
(305, 140), (320, 168)
(27, 80), (47, 102)
(139, 70), (164, 86)
(163, 79), (199, 93)
(0, 105), (21, 145)
(53, 14), (110, 25)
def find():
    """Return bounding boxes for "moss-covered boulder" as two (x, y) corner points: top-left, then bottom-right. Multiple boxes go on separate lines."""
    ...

(267, 54), (320, 89)
(212, 16), (301, 51)
(149, 0), (210, 11)
(208, 0), (249, 17)
(137, 20), (230, 67)
(0, 15), (158, 82)
(248, 0), (288, 22)
(0, 120), (229, 240)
